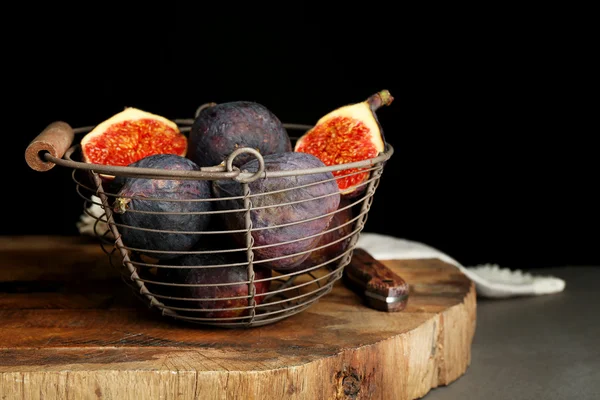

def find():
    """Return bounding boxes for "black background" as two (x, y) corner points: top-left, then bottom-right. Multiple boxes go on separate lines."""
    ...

(5, 3), (596, 269)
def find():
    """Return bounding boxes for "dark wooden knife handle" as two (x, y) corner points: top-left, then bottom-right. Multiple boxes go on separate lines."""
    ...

(344, 248), (409, 312)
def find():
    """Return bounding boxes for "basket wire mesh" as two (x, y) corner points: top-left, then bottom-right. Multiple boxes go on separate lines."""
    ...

(53, 112), (393, 328)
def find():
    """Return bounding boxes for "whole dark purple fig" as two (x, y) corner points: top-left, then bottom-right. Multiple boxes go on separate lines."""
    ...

(112, 154), (213, 260)
(292, 199), (355, 273)
(212, 152), (341, 271)
(187, 101), (292, 168)
(149, 252), (272, 320)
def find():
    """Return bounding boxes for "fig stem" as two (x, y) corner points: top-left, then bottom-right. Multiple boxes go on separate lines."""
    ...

(113, 197), (131, 214)
(367, 90), (394, 112)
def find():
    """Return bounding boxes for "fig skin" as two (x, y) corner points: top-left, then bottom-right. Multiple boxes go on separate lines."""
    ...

(212, 152), (341, 271)
(113, 154), (213, 260)
(150, 252), (272, 319)
(187, 101), (292, 168)
(291, 200), (355, 273)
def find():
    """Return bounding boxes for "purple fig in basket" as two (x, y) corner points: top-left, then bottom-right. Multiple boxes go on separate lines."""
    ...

(212, 152), (341, 272)
(291, 199), (355, 273)
(188, 101), (292, 168)
(112, 154), (213, 260)
(149, 252), (272, 319)
(294, 90), (393, 198)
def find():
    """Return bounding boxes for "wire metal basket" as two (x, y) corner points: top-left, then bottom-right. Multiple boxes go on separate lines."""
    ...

(25, 106), (394, 328)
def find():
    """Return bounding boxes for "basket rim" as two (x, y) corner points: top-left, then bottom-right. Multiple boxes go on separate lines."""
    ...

(44, 121), (394, 182)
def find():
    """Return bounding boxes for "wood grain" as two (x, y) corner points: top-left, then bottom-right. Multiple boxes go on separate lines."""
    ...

(0, 236), (476, 400)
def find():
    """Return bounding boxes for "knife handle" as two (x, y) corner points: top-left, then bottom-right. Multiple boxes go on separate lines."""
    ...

(344, 248), (409, 312)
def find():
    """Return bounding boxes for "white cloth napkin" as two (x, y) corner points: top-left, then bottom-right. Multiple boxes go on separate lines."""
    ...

(356, 232), (566, 298)
(76, 197), (566, 299)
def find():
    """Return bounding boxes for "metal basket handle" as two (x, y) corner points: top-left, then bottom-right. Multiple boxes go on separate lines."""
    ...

(25, 121), (75, 172)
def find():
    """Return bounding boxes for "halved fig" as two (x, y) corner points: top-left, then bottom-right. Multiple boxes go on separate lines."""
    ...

(294, 90), (393, 196)
(80, 107), (187, 178)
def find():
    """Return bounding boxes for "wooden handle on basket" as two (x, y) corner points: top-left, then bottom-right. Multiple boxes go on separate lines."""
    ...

(25, 121), (75, 172)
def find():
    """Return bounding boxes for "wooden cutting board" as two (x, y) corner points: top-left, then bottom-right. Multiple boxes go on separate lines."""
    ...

(0, 236), (476, 400)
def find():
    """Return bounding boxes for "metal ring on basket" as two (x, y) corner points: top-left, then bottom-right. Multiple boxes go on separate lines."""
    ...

(225, 147), (265, 183)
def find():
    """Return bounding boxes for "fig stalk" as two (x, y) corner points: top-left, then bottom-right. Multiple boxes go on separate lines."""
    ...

(367, 90), (394, 111)
(113, 197), (131, 214)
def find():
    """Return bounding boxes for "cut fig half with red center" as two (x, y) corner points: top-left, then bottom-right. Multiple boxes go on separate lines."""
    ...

(294, 90), (393, 197)
(80, 107), (188, 181)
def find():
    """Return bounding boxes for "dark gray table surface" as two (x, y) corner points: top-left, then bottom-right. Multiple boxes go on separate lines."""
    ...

(424, 266), (600, 400)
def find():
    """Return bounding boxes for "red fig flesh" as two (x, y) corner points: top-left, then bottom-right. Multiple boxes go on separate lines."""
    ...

(294, 90), (393, 196)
